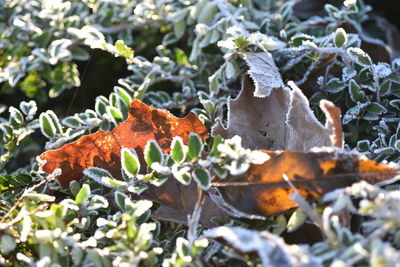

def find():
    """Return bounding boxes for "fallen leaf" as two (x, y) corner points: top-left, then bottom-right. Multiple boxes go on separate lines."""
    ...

(39, 100), (208, 188)
(203, 226), (322, 267)
(39, 100), (226, 226)
(242, 52), (285, 97)
(213, 148), (399, 216)
(145, 179), (227, 227)
(212, 73), (340, 151)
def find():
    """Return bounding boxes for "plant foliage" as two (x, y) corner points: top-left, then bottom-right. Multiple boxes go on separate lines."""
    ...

(2, 0), (400, 266)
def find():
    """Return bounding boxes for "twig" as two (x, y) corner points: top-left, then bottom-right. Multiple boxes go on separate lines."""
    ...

(0, 169), (60, 226)
(0, 203), (49, 231)
(187, 188), (204, 246)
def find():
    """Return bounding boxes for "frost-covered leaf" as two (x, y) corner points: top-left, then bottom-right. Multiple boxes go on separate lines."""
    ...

(203, 226), (322, 267)
(213, 76), (340, 151)
(121, 148), (140, 178)
(170, 136), (186, 163)
(187, 133), (203, 160)
(242, 52), (285, 97)
(145, 140), (163, 168)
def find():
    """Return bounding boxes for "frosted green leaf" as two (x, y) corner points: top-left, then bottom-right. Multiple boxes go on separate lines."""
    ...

(349, 79), (366, 103)
(171, 136), (186, 163)
(25, 193), (55, 202)
(69, 180), (81, 197)
(19, 100), (37, 119)
(187, 133), (203, 160)
(172, 164), (191, 185)
(115, 40), (134, 58)
(347, 47), (372, 66)
(121, 148), (140, 178)
(144, 140), (163, 168)
(106, 105), (123, 123)
(95, 96), (109, 116)
(115, 191), (128, 211)
(75, 184), (90, 206)
(192, 168), (211, 190)
(9, 107), (23, 128)
(39, 112), (57, 138)
(208, 73), (219, 93)
(334, 28), (347, 47)
(197, 2), (218, 25)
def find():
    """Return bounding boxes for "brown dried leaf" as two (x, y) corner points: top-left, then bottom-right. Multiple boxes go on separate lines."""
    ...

(39, 100), (208, 188)
(212, 72), (340, 151)
(39, 100), (226, 226)
(213, 149), (399, 216)
(243, 52), (285, 97)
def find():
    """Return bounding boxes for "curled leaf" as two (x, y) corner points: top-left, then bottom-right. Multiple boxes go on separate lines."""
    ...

(213, 74), (340, 151)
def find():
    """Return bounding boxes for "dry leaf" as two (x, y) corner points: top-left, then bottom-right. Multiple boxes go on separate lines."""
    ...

(243, 52), (285, 97)
(39, 100), (208, 188)
(213, 148), (399, 216)
(212, 74), (340, 151)
(39, 100), (226, 226)
(145, 179), (227, 227)
(203, 226), (322, 267)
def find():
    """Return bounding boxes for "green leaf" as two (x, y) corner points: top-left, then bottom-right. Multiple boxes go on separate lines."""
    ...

(95, 96), (109, 116)
(192, 168), (211, 190)
(8, 107), (23, 128)
(115, 191), (127, 210)
(197, 2), (218, 25)
(334, 28), (347, 47)
(39, 112), (57, 138)
(187, 133), (203, 160)
(19, 100), (37, 119)
(347, 47), (372, 66)
(287, 208), (306, 233)
(62, 116), (82, 128)
(25, 193), (55, 202)
(208, 73), (219, 94)
(357, 140), (370, 152)
(349, 79), (366, 103)
(273, 214), (287, 235)
(106, 106), (123, 124)
(115, 40), (134, 59)
(144, 140), (163, 168)
(326, 78), (346, 93)
(171, 136), (186, 163)
(75, 184), (90, 206)
(394, 140), (400, 152)
(121, 148), (140, 178)
(176, 237), (190, 258)
(366, 102), (387, 115)
(69, 180), (81, 197)
(211, 135), (223, 156)
(102, 176), (128, 189)
(172, 164), (191, 185)
(71, 47), (90, 61)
